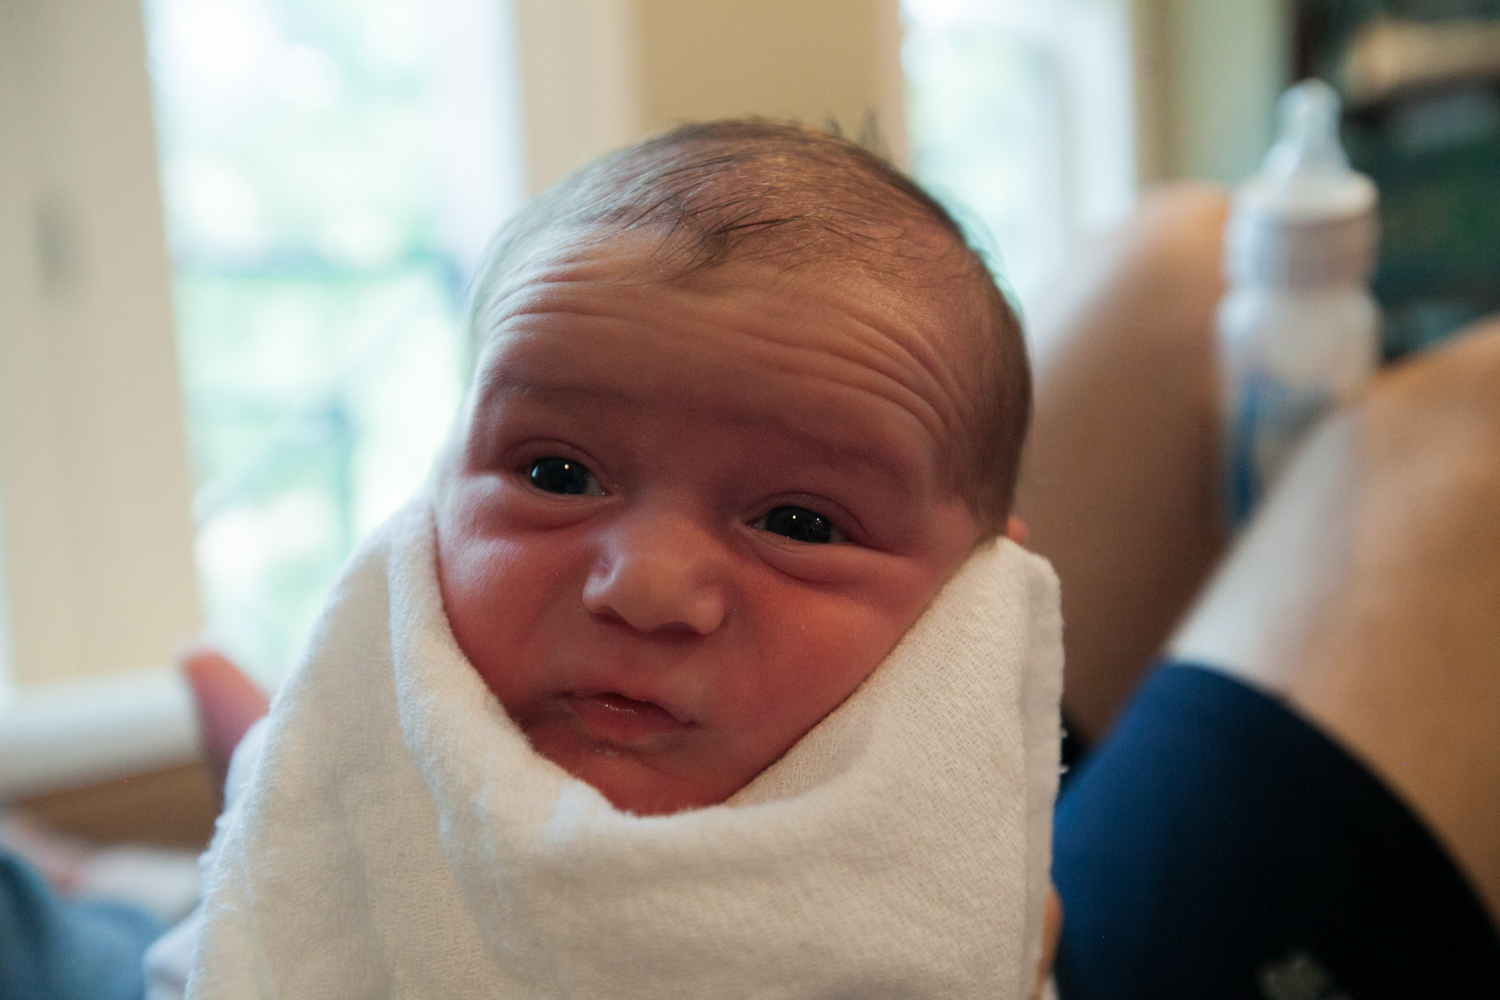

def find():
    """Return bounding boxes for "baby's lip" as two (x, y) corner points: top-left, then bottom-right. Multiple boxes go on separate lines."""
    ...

(564, 689), (694, 743)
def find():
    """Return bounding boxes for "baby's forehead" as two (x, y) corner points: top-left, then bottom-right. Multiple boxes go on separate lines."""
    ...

(469, 227), (989, 473)
(488, 220), (975, 354)
(467, 231), (979, 470)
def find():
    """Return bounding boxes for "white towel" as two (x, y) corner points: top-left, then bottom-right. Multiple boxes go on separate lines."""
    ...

(186, 498), (1063, 999)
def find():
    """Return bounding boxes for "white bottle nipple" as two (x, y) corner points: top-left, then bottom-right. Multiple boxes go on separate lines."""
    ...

(1263, 79), (1351, 183)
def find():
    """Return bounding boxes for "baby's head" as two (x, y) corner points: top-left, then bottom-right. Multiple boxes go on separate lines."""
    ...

(433, 120), (1030, 815)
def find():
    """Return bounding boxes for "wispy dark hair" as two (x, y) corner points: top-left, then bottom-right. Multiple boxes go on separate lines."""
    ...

(469, 119), (1031, 532)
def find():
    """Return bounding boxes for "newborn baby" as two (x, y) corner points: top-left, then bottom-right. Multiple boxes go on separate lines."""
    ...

(437, 121), (1030, 818)
(175, 120), (1062, 999)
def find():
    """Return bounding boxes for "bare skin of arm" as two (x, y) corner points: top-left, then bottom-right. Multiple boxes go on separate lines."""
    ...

(1172, 321), (1500, 926)
(1015, 184), (1230, 744)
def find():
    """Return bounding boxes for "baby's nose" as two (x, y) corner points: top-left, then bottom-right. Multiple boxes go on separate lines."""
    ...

(581, 511), (728, 635)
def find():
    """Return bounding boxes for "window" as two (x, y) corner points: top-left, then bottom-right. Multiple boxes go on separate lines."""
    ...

(0, 0), (521, 795)
(902, 0), (1137, 325)
(144, 0), (524, 686)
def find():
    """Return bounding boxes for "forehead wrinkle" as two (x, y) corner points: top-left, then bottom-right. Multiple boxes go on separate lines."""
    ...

(833, 292), (974, 449)
(481, 268), (964, 447)
(472, 240), (976, 487)
(493, 300), (956, 475)
(721, 275), (973, 458)
(663, 233), (977, 404)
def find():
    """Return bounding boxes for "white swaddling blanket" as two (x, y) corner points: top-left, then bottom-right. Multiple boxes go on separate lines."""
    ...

(186, 499), (1064, 999)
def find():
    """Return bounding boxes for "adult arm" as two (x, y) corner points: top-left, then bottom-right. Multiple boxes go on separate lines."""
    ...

(1172, 319), (1500, 925)
(1015, 184), (1230, 743)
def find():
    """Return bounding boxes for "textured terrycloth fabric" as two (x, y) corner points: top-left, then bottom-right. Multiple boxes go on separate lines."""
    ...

(186, 499), (1063, 999)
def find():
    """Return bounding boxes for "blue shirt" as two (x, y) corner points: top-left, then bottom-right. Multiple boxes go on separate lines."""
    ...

(0, 849), (162, 1000)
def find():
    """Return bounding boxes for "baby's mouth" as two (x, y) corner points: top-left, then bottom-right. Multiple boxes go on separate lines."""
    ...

(565, 691), (692, 743)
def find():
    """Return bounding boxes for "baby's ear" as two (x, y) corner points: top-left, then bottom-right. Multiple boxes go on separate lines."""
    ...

(1005, 516), (1029, 546)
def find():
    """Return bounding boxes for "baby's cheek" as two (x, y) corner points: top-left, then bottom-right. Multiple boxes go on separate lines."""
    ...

(731, 591), (908, 750)
(767, 558), (955, 733)
(435, 527), (525, 677)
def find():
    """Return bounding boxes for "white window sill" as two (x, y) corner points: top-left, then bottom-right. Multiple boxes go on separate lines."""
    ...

(0, 669), (197, 800)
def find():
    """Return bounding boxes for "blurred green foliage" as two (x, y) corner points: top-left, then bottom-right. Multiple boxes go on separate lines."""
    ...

(144, 0), (464, 681)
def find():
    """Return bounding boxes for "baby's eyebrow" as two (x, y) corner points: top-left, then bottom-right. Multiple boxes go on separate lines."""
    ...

(477, 369), (921, 496)
(477, 366), (635, 408)
(764, 422), (915, 495)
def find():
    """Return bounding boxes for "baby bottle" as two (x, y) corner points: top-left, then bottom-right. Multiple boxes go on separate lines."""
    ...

(1218, 79), (1381, 526)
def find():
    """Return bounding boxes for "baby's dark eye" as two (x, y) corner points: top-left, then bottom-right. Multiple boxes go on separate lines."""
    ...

(528, 457), (604, 496)
(755, 506), (845, 544)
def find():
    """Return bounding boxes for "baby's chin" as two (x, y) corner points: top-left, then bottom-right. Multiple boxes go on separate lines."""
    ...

(523, 720), (758, 816)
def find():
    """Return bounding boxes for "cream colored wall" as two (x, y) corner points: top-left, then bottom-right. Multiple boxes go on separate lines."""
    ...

(0, 0), (201, 686)
(637, 0), (905, 155)
(1132, 0), (1292, 186)
(512, 0), (648, 195)
(513, 0), (906, 193)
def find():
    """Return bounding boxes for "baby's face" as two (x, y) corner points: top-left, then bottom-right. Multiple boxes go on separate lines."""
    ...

(434, 231), (982, 815)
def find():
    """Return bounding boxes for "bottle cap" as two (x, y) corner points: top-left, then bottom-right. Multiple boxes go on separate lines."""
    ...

(1225, 80), (1379, 288)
